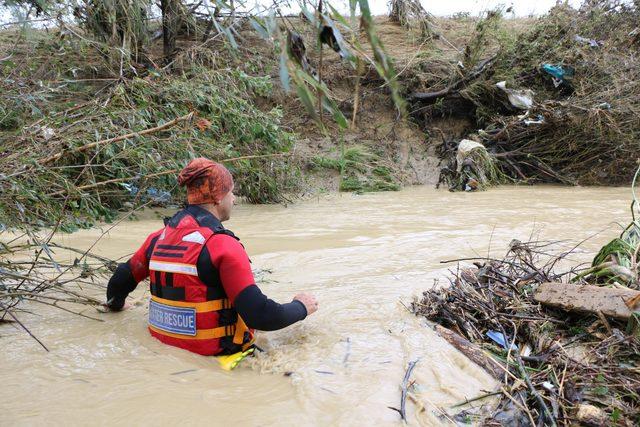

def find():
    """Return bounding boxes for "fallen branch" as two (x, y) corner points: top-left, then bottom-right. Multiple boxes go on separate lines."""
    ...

(46, 152), (295, 197)
(38, 112), (195, 166)
(410, 54), (498, 103)
(399, 359), (419, 421)
(0, 302), (49, 352)
(434, 324), (505, 380)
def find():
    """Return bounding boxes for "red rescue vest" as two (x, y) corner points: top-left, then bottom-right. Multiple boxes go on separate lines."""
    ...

(146, 206), (254, 356)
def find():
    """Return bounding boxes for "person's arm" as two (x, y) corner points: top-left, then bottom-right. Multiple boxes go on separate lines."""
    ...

(106, 230), (162, 310)
(209, 235), (316, 331)
(234, 285), (307, 331)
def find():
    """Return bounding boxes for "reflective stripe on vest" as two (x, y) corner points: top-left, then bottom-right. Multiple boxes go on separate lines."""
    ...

(148, 295), (252, 347)
(149, 260), (198, 276)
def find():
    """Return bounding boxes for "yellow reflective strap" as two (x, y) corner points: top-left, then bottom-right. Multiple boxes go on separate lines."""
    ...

(150, 295), (228, 312)
(149, 324), (235, 340)
(217, 347), (255, 371)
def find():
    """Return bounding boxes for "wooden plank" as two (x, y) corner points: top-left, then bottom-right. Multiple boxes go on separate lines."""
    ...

(434, 324), (505, 380)
(534, 282), (640, 320)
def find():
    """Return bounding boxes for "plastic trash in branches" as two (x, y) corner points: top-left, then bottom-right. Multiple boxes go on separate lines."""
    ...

(455, 139), (486, 173)
(486, 330), (518, 351)
(541, 63), (575, 88)
(495, 81), (534, 110)
(574, 35), (601, 48)
(286, 31), (315, 77)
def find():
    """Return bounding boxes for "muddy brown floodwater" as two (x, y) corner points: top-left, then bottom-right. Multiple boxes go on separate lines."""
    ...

(0, 186), (632, 426)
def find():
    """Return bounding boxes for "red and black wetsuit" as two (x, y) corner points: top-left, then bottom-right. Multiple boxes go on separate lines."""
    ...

(107, 205), (307, 356)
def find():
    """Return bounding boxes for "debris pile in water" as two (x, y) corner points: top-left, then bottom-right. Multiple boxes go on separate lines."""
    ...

(413, 236), (640, 425)
(0, 236), (116, 350)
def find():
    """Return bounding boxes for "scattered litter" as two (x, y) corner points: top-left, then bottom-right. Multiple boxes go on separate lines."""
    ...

(576, 404), (608, 425)
(464, 177), (479, 192)
(146, 187), (171, 203)
(541, 63), (574, 87)
(495, 81), (534, 110)
(319, 14), (353, 61)
(455, 139), (485, 172)
(524, 115), (544, 125)
(287, 30), (315, 77)
(486, 330), (518, 351)
(574, 35), (601, 48)
(40, 126), (55, 141)
(437, 139), (506, 192)
(121, 183), (171, 203)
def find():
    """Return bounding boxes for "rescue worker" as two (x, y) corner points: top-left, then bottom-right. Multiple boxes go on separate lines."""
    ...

(106, 157), (318, 356)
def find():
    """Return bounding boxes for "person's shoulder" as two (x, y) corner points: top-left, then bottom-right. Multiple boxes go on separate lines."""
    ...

(146, 227), (165, 241)
(207, 232), (245, 252)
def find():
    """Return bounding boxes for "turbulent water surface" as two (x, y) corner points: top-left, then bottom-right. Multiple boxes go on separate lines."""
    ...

(0, 186), (632, 426)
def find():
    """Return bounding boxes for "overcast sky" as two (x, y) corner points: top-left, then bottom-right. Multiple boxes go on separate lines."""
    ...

(289, 0), (583, 17)
(1, 0), (584, 25)
(252, 0), (584, 17)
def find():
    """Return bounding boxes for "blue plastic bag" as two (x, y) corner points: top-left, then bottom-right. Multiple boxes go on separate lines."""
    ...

(486, 330), (518, 351)
(541, 64), (575, 87)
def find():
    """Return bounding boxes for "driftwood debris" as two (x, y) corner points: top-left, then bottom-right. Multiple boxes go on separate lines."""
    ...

(392, 359), (418, 422)
(534, 282), (640, 320)
(413, 239), (640, 424)
(401, 359), (418, 421)
(434, 324), (504, 380)
(410, 54), (498, 104)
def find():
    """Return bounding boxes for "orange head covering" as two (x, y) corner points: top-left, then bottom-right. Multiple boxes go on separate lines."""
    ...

(177, 157), (234, 205)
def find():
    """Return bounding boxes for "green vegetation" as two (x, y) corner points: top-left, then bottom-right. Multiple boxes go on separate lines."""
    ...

(0, 32), (297, 230)
(311, 145), (400, 193)
(0, 0), (411, 230)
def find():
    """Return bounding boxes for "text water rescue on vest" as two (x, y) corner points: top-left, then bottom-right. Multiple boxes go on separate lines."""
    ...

(149, 301), (197, 335)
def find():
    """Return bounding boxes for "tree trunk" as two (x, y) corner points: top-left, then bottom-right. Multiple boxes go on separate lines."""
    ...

(161, 0), (181, 59)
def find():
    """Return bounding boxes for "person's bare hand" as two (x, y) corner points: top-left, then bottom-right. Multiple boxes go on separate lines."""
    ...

(294, 293), (318, 315)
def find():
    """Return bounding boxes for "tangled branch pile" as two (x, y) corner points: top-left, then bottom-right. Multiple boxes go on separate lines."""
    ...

(485, 2), (640, 185)
(479, 2), (640, 185)
(413, 237), (640, 425)
(409, 1), (640, 188)
(0, 232), (116, 350)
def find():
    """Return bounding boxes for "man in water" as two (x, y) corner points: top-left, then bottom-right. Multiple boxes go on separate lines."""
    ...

(106, 157), (318, 356)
